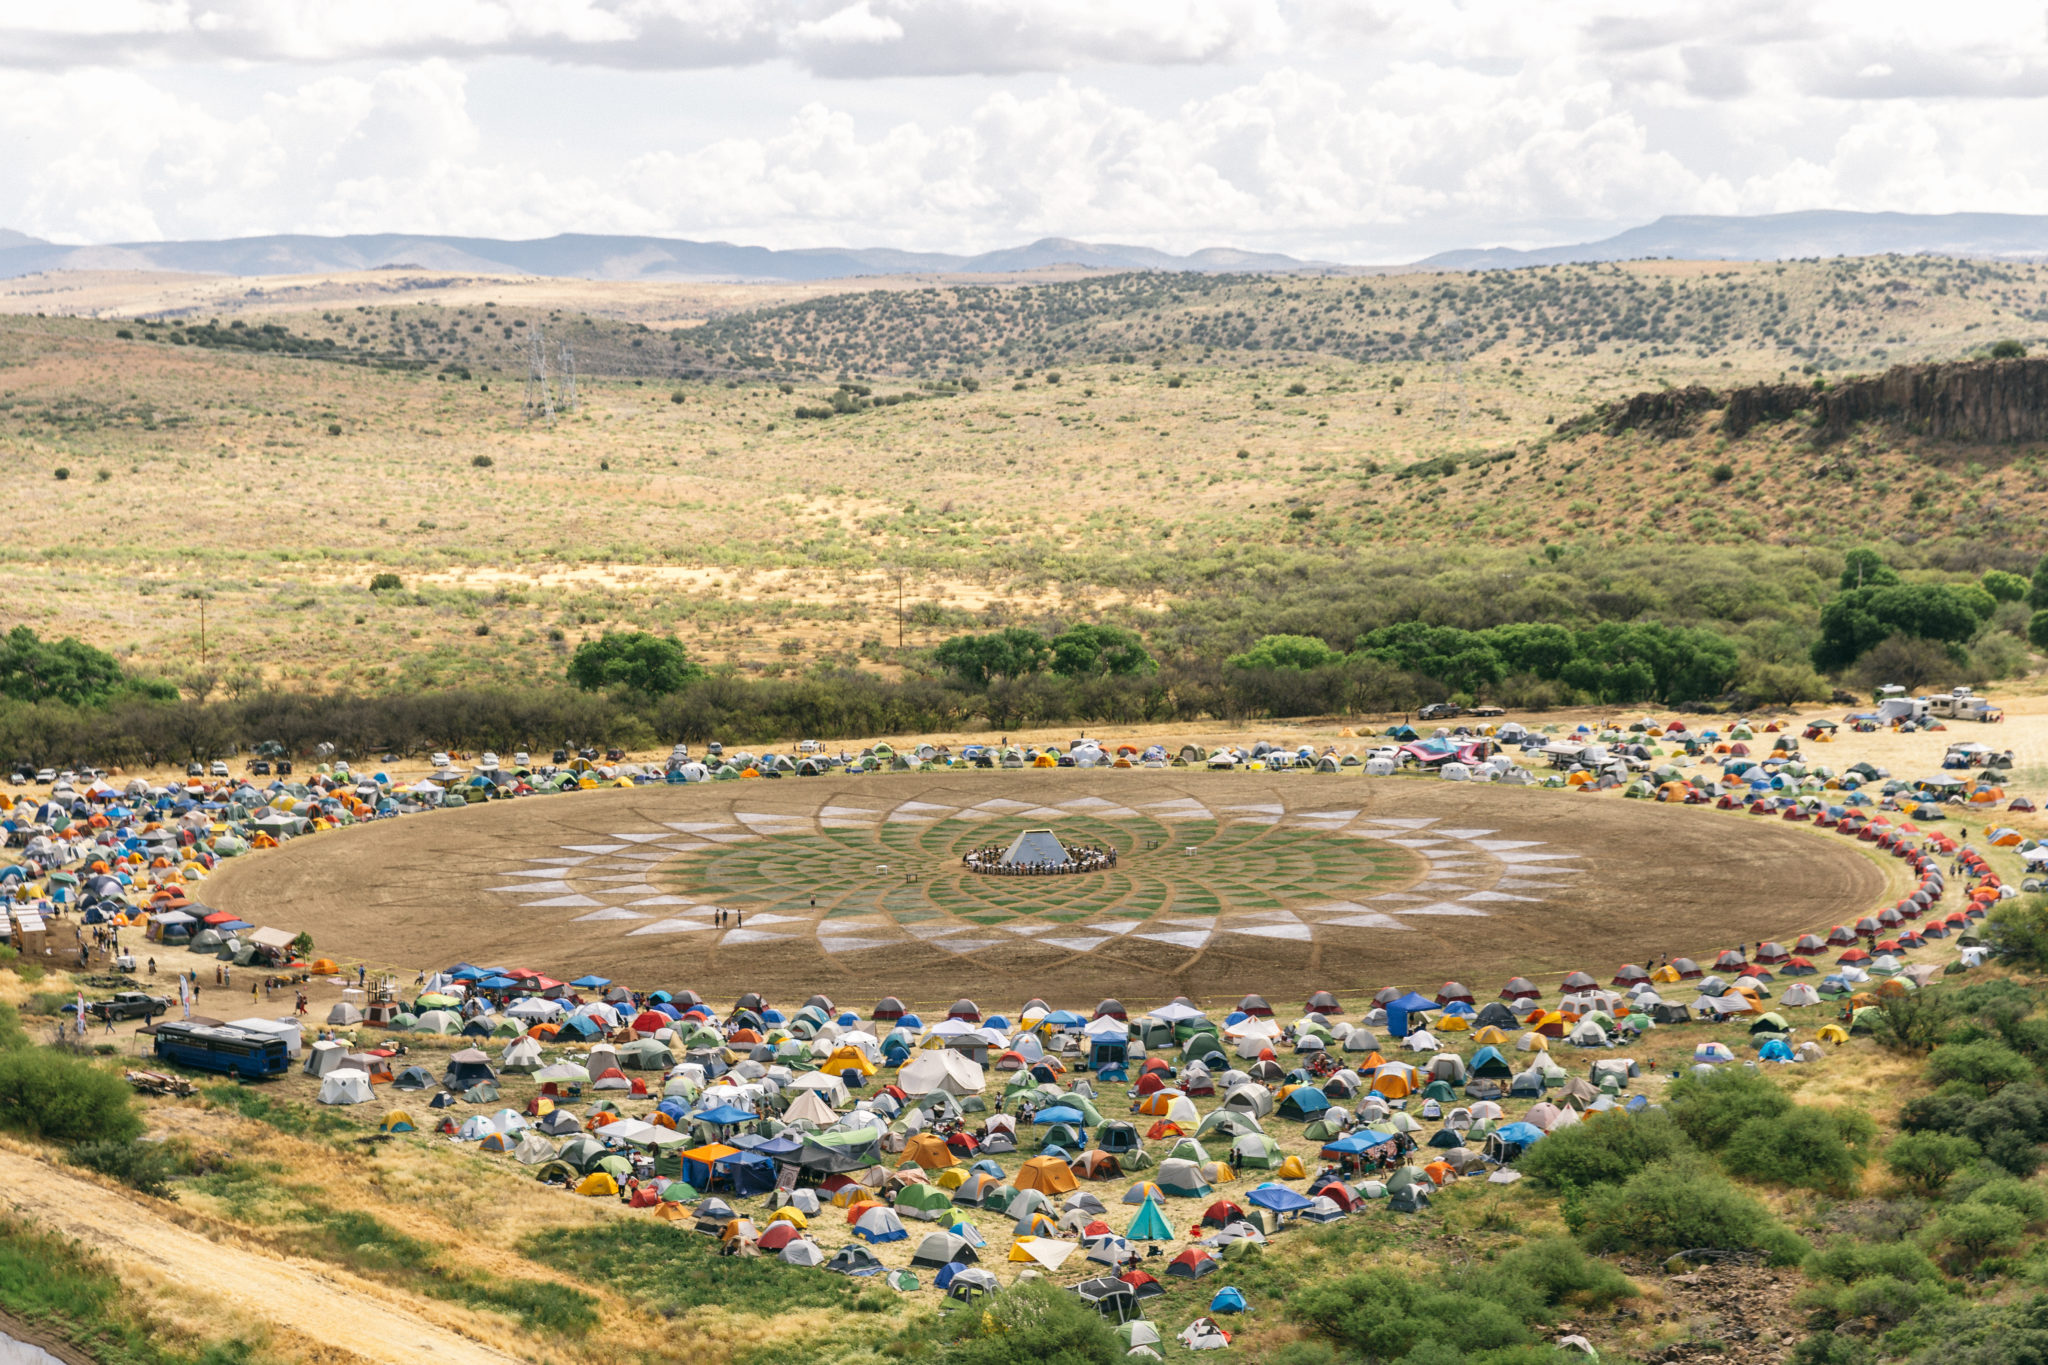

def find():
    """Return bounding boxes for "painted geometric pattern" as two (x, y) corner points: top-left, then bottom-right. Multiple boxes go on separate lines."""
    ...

(486, 792), (1584, 959)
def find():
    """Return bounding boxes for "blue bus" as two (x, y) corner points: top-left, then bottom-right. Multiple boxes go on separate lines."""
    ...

(152, 1022), (291, 1080)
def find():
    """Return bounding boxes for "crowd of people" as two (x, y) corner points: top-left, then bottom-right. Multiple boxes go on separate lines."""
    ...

(961, 840), (1117, 876)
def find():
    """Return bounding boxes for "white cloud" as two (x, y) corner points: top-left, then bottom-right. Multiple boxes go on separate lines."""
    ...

(1, 0), (2046, 258)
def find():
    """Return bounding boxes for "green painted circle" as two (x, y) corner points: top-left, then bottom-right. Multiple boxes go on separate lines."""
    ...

(660, 813), (1423, 930)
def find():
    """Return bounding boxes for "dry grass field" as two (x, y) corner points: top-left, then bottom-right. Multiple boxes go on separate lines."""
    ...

(1, 255), (2044, 696)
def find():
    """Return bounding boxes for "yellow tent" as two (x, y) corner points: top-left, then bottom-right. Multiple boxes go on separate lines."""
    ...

(575, 1172), (619, 1197)
(1276, 1155), (1308, 1180)
(1471, 1026), (1510, 1046)
(378, 1111), (416, 1133)
(767, 1208), (808, 1229)
(1817, 1025), (1849, 1044)
(1434, 1013), (1470, 1032)
(1015, 1155), (1079, 1195)
(935, 1167), (968, 1191)
(1650, 965), (1682, 984)
(825, 1046), (877, 1077)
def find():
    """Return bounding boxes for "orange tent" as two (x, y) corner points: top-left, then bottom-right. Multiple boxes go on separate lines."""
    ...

(1015, 1155), (1079, 1195)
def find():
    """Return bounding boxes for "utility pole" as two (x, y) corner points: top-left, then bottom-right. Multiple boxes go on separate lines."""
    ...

(523, 324), (554, 425)
(896, 570), (905, 650)
(557, 338), (577, 413)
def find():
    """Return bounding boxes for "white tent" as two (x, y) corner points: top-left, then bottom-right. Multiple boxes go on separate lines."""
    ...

(302, 1039), (348, 1077)
(783, 1090), (840, 1126)
(899, 1049), (985, 1096)
(318, 1068), (373, 1105)
(500, 1037), (544, 1071)
(1010, 1236), (1077, 1270)
(789, 1072), (850, 1106)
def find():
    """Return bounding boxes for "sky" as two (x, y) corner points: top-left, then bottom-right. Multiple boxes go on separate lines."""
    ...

(3, 0), (2048, 262)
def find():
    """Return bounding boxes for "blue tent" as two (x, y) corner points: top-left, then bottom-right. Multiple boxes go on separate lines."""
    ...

(1210, 1286), (1248, 1314)
(712, 1150), (777, 1195)
(1034, 1106), (1086, 1126)
(1758, 1038), (1795, 1062)
(1246, 1185), (1314, 1214)
(693, 1104), (756, 1128)
(569, 975), (610, 988)
(1277, 1087), (1329, 1119)
(1493, 1122), (1545, 1146)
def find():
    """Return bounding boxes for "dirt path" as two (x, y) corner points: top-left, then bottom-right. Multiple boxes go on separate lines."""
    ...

(0, 1149), (527, 1365)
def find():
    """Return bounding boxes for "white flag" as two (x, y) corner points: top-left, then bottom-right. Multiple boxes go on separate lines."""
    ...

(76, 991), (87, 1037)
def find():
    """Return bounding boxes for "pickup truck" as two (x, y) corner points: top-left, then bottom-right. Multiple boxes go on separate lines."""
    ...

(82, 992), (172, 1022)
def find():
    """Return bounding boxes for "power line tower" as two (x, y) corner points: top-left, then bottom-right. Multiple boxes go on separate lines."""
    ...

(1434, 309), (1469, 431)
(556, 337), (577, 413)
(523, 323), (555, 425)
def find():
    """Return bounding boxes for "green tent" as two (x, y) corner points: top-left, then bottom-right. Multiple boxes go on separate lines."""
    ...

(896, 1184), (955, 1220)
(1126, 1197), (1173, 1241)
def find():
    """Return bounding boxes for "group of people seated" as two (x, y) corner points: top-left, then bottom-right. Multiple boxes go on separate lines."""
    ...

(961, 842), (1118, 876)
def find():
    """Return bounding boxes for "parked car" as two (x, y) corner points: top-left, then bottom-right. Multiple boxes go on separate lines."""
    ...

(81, 992), (172, 1022)
(1418, 703), (1463, 721)
(209, 760), (230, 778)
(185, 762), (205, 778)
(247, 759), (271, 775)
(512, 751), (530, 767)
(430, 751), (452, 768)
(35, 768), (55, 784)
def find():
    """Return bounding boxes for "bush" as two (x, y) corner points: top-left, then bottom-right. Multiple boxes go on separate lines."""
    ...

(326, 423), (341, 436)
(1519, 1109), (1690, 1190)
(1667, 1066), (1793, 1149)
(0, 1050), (141, 1143)
(1575, 1158), (1806, 1264)
(1885, 1132), (1981, 1195)
(1899, 1082), (2048, 1177)
(1722, 1106), (1874, 1193)
(1927, 1202), (2024, 1271)
(0, 1001), (25, 1052)
(67, 1138), (191, 1197)
(53, 467), (69, 481)
(1925, 1040), (2035, 1096)
(368, 573), (403, 592)
(1984, 569), (2031, 603)
(1963, 1178), (2048, 1226)
(1711, 462), (1735, 483)
(1806, 1239), (1943, 1285)
(470, 454), (493, 468)
(1985, 896), (2048, 968)
(931, 1279), (1121, 1364)
(1289, 1270), (1531, 1360)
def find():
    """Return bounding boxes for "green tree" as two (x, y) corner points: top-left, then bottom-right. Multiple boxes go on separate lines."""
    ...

(2029, 611), (2048, 654)
(2032, 558), (2048, 611)
(1928, 1202), (2024, 1271)
(566, 632), (702, 696)
(1048, 624), (1155, 679)
(1983, 570), (2030, 603)
(0, 627), (128, 706)
(931, 628), (1051, 686)
(1519, 1109), (1691, 1190)
(1811, 585), (1984, 672)
(1839, 548), (1901, 591)
(1226, 634), (1345, 671)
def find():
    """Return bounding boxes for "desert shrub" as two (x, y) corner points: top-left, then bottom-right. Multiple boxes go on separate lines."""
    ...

(1926, 1202), (2025, 1271)
(0, 1000), (25, 1051)
(1806, 1239), (1943, 1285)
(368, 572), (403, 592)
(1666, 1065), (1793, 1149)
(1925, 1040), (2035, 1096)
(929, 1279), (1121, 1365)
(1899, 1083), (2048, 1178)
(1289, 1270), (1531, 1360)
(1722, 1106), (1875, 1193)
(1518, 1109), (1690, 1190)
(1460, 1236), (1636, 1317)
(1575, 1158), (1806, 1264)
(1886, 1132), (1982, 1195)
(1963, 1178), (2048, 1226)
(1984, 896), (2048, 969)
(67, 1138), (192, 1197)
(1826, 1274), (1948, 1330)
(0, 1049), (141, 1144)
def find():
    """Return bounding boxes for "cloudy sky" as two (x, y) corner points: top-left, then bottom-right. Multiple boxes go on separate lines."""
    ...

(3, 0), (2047, 261)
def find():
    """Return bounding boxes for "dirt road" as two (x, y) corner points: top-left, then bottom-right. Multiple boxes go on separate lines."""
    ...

(0, 1149), (527, 1365)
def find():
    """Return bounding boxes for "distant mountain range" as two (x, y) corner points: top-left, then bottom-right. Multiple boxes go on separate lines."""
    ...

(1421, 211), (2048, 269)
(3, 212), (2045, 284)
(0, 231), (1318, 282)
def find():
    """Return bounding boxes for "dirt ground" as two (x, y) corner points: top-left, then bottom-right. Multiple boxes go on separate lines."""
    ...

(0, 1144), (524, 1365)
(203, 770), (1890, 1009)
